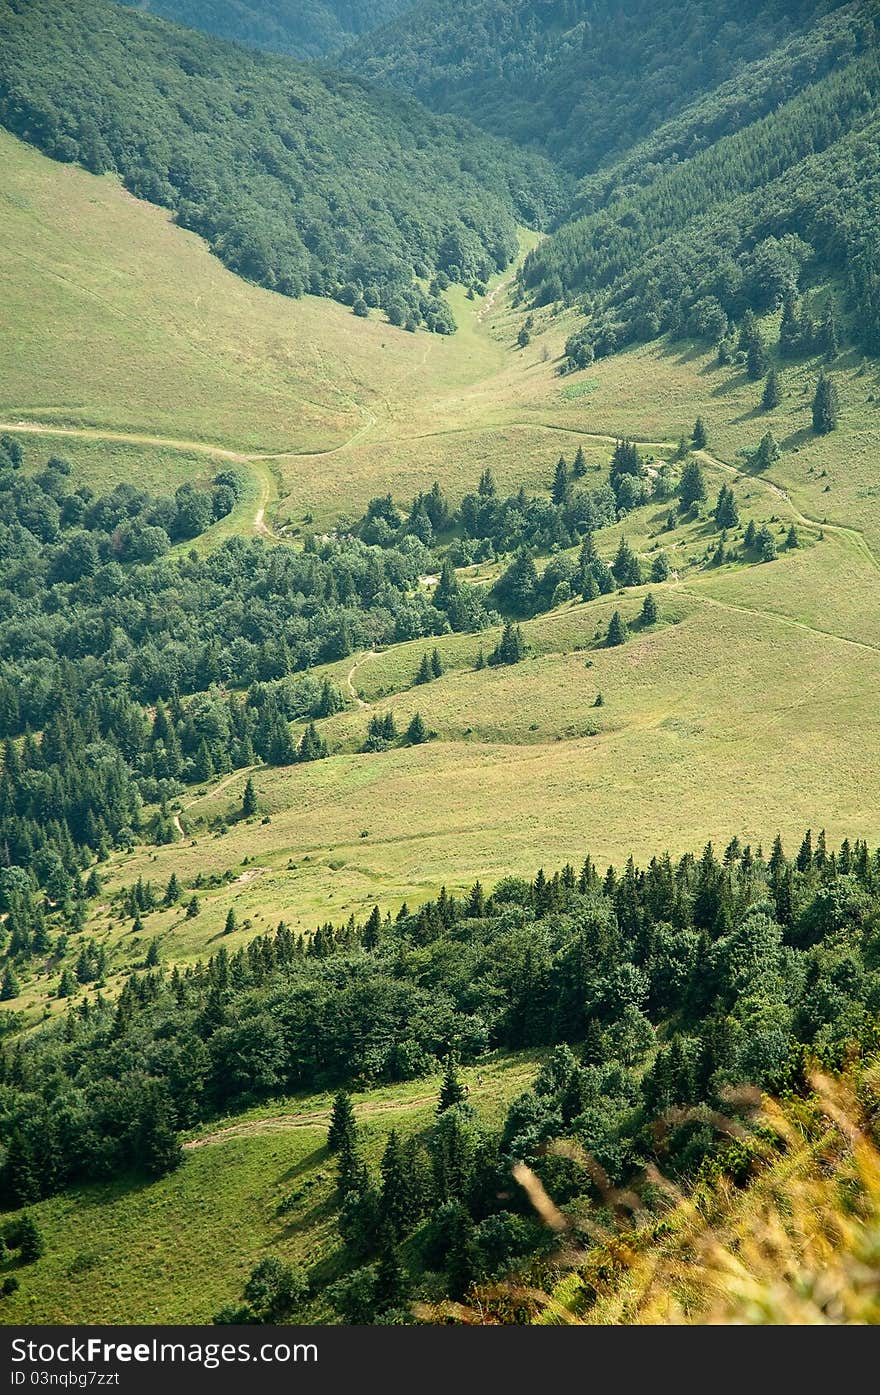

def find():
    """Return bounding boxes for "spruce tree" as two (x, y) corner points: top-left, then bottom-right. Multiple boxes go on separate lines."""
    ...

(16, 1213), (44, 1263)
(678, 460), (707, 510)
(691, 417), (708, 449)
(746, 328), (768, 381)
(327, 1091), (357, 1154)
(415, 653), (432, 685)
(438, 1054), (466, 1113)
(164, 872), (182, 905)
(224, 907), (237, 935)
(298, 722), (328, 762)
(606, 610), (628, 647)
(430, 647), (444, 679)
(820, 297), (840, 360)
(406, 712), (428, 745)
(242, 775), (258, 818)
(373, 1227), (407, 1313)
(761, 367), (781, 410)
(571, 445), (587, 478)
(650, 551), (670, 582)
(640, 592), (659, 626)
(0, 966), (20, 1001)
(714, 485), (739, 530)
(551, 456), (569, 506)
(812, 372), (839, 434)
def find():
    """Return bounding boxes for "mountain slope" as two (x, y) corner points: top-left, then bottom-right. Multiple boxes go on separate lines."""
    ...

(345, 0), (837, 173)
(518, 8), (880, 359)
(0, 0), (562, 331)
(118, 0), (414, 60)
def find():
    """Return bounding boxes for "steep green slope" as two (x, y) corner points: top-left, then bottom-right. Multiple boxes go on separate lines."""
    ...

(345, 0), (835, 172)
(519, 8), (880, 359)
(0, 0), (562, 330)
(118, 0), (414, 59)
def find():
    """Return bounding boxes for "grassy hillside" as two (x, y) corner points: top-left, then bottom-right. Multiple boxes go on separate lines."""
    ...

(0, 1053), (541, 1323)
(0, 0), (561, 329)
(3, 129), (880, 1024)
(118, 0), (415, 59)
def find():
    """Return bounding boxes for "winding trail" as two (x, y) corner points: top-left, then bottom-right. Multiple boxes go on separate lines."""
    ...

(346, 650), (378, 708)
(184, 1093), (435, 1150)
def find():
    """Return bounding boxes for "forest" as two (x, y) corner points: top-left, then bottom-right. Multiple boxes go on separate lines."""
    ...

(118, 0), (414, 60)
(0, 0), (562, 330)
(345, 0), (833, 169)
(1, 829), (877, 1323)
(518, 9), (880, 359)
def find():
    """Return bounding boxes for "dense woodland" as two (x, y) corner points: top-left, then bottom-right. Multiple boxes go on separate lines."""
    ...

(0, 0), (562, 330)
(118, 0), (414, 60)
(346, 0), (833, 170)
(2, 831), (878, 1322)
(519, 7), (880, 359)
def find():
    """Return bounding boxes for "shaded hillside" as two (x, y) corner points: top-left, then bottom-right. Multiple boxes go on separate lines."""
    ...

(345, 0), (836, 173)
(0, 0), (563, 331)
(518, 5), (880, 359)
(118, 0), (414, 59)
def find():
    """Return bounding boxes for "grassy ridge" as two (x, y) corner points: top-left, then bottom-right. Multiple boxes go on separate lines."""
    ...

(0, 1052), (540, 1323)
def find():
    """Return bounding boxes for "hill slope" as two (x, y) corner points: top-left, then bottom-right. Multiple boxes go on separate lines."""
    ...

(0, 0), (562, 330)
(118, 0), (415, 59)
(519, 5), (880, 359)
(345, 0), (836, 172)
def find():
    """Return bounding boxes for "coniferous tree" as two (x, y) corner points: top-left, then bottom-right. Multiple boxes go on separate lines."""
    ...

(761, 367), (781, 410)
(714, 485), (739, 530)
(438, 1054), (466, 1114)
(298, 722), (327, 762)
(640, 592), (659, 626)
(606, 610), (628, 646)
(16, 1213), (44, 1263)
(751, 432), (781, 470)
(651, 551), (671, 582)
(820, 298), (840, 360)
(373, 1227), (407, 1313)
(164, 872), (182, 905)
(406, 712), (428, 745)
(746, 328), (768, 381)
(551, 456), (570, 506)
(242, 776), (258, 818)
(678, 460), (707, 510)
(488, 622), (526, 666)
(0, 966), (20, 1001)
(430, 648), (444, 679)
(691, 417), (708, 449)
(415, 653), (432, 685)
(812, 372), (839, 434)
(571, 445), (587, 478)
(224, 908), (237, 935)
(327, 1091), (357, 1154)
(611, 537), (641, 587)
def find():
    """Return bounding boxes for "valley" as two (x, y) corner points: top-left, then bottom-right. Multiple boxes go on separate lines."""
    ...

(0, 0), (879, 1331)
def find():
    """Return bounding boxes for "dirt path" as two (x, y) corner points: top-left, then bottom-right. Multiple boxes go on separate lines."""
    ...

(184, 1093), (435, 1150)
(477, 275), (512, 325)
(695, 448), (880, 574)
(346, 650), (378, 708)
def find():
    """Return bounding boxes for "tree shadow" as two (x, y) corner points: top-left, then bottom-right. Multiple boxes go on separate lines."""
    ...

(277, 1145), (328, 1185)
(780, 426), (813, 452)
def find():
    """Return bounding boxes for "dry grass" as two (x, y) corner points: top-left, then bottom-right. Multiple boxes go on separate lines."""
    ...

(521, 1068), (880, 1325)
